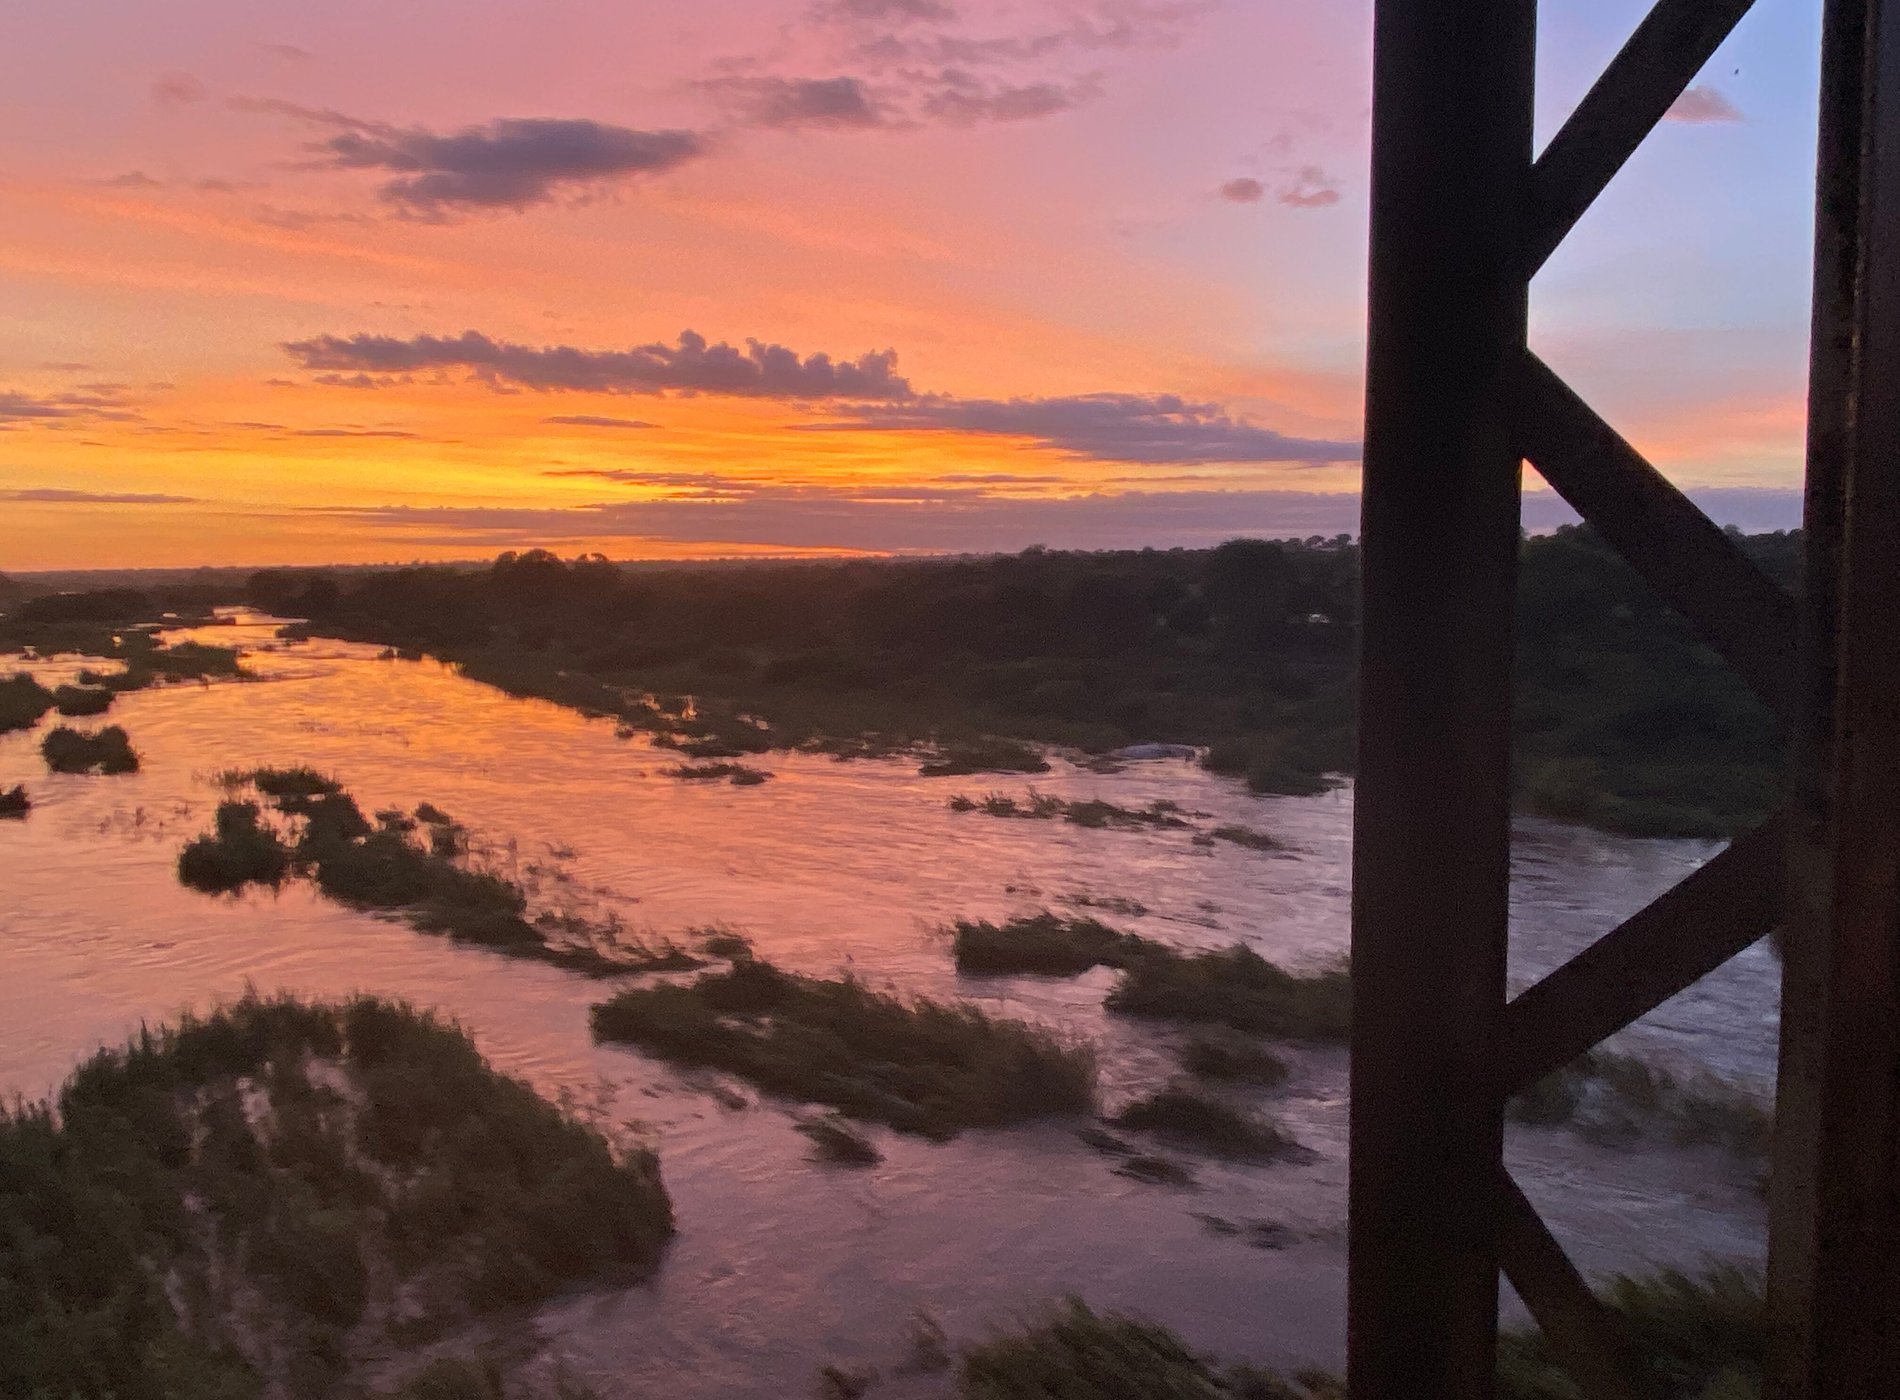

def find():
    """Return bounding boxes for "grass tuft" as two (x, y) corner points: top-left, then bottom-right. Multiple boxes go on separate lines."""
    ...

(1180, 1032), (1290, 1087)
(1107, 945), (1350, 1042)
(591, 958), (1097, 1139)
(952, 912), (1158, 977)
(796, 1114), (884, 1167)
(663, 761), (771, 785)
(0, 783), (28, 818)
(1110, 1086), (1302, 1162)
(1510, 1049), (1771, 1161)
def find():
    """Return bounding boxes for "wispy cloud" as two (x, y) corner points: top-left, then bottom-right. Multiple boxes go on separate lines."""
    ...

(2, 487), (198, 504)
(1667, 85), (1743, 124)
(151, 72), (208, 107)
(543, 415), (663, 429)
(283, 328), (915, 400)
(1279, 165), (1341, 208)
(1219, 177), (1264, 203)
(815, 392), (1358, 464)
(708, 75), (887, 130)
(0, 387), (140, 427)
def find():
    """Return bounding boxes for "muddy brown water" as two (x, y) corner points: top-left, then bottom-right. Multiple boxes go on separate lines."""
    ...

(0, 613), (1777, 1395)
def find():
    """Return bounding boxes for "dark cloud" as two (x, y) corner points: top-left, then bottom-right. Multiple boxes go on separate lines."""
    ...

(815, 392), (1357, 464)
(543, 415), (663, 429)
(288, 427), (418, 438)
(1666, 85), (1743, 124)
(2, 487), (198, 504)
(102, 170), (166, 190)
(238, 102), (706, 215)
(296, 482), (1803, 555)
(323, 117), (704, 215)
(283, 328), (915, 400)
(713, 75), (886, 130)
(1219, 177), (1265, 203)
(151, 72), (208, 107)
(1279, 166), (1341, 208)
(0, 388), (138, 427)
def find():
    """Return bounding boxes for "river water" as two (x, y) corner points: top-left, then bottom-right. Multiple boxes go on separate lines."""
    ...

(0, 613), (1779, 1396)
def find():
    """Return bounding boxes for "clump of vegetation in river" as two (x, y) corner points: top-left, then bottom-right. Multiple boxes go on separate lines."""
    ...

(1200, 824), (1283, 851)
(957, 1298), (1339, 1399)
(590, 957), (1097, 1139)
(663, 761), (772, 785)
(0, 671), (55, 732)
(183, 771), (685, 977)
(959, 1267), (1764, 1399)
(41, 723), (140, 774)
(0, 783), (29, 817)
(952, 911), (1159, 977)
(918, 737), (1051, 777)
(696, 926), (756, 960)
(1510, 1049), (1772, 1162)
(1107, 945), (1351, 1042)
(1110, 1087), (1302, 1163)
(1180, 1031), (1290, 1087)
(947, 789), (1197, 830)
(797, 1114), (884, 1167)
(51, 683), (114, 716)
(176, 799), (294, 892)
(1497, 1267), (1764, 1399)
(0, 992), (672, 1400)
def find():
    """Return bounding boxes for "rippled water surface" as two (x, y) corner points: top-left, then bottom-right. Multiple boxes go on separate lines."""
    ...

(0, 614), (1779, 1394)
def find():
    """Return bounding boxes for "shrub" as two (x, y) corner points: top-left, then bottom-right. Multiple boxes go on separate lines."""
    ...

(42, 724), (140, 774)
(0, 671), (55, 732)
(1108, 946), (1350, 1042)
(0, 783), (27, 818)
(177, 800), (293, 892)
(592, 959), (1096, 1139)
(52, 683), (114, 717)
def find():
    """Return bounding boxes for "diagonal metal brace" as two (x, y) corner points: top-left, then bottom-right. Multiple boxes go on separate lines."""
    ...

(1500, 810), (1785, 1096)
(1529, 0), (1758, 274)
(1499, 1171), (1656, 1400)
(1516, 351), (1799, 722)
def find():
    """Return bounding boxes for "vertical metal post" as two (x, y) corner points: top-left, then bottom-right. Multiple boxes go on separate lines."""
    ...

(1769, 0), (1900, 1391)
(1350, 1), (1536, 1395)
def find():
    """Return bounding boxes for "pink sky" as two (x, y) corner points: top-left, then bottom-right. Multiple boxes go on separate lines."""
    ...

(0, 0), (1818, 568)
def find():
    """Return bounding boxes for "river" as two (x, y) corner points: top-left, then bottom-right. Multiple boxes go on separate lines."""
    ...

(0, 612), (1779, 1395)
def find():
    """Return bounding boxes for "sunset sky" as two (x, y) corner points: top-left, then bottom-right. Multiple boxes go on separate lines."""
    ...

(2, 0), (1822, 569)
